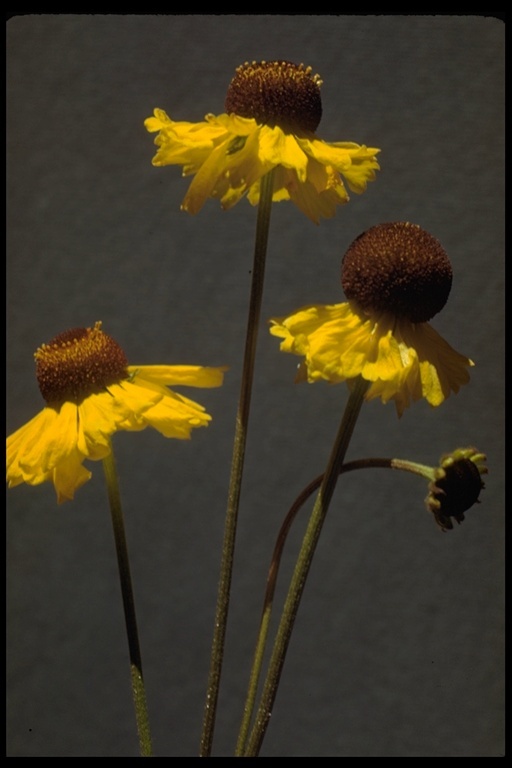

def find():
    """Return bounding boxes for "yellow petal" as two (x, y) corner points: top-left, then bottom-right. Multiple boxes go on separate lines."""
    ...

(299, 137), (354, 171)
(144, 108), (174, 132)
(109, 380), (163, 415)
(52, 450), (92, 504)
(362, 331), (408, 382)
(271, 304), (371, 380)
(75, 392), (129, 458)
(130, 365), (227, 388)
(256, 127), (308, 181)
(402, 322), (473, 404)
(221, 129), (274, 198)
(123, 390), (212, 439)
(12, 403), (78, 477)
(147, 111), (230, 172)
(7, 409), (56, 486)
(6, 406), (92, 499)
(300, 137), (380, 194)
(289, 169), (348, 223)
(270, 303), (472, 414)
(246, 167), (292, 207)
(145, 106), (380, 218)
(215, 113), (259, 136)
(182, 138), (234, 213)
(76, 381), (164, 446)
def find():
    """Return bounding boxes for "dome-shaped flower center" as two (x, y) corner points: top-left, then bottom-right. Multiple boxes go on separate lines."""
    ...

(341, 222), (453, 323)
(434, 459), (484, 517)
(225, 60), (323, 133)
(35, 321), (128, 405)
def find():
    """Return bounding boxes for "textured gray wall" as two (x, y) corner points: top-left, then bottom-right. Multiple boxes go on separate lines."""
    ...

(6, 14), (504, 757)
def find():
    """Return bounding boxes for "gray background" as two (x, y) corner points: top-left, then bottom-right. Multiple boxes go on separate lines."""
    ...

(6, 14), (505, 757)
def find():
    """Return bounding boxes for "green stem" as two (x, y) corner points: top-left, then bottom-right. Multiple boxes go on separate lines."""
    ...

(103, 446), (153, 757)
(199, 169), (275, 757)
(244, 376), (370, 756)
(235, 455), (437, 753)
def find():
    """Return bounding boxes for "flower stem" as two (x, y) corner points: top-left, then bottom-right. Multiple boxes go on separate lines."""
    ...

(243, 376), (370, 756)
(102, 446), (153, 757)
(234, 456), (377, 754)
(199, 169), (275, 757)
(235, 454), (438, 753)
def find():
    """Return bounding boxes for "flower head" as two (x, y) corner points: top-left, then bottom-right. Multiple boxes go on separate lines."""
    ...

(144, 60), (380, 223)
(270, 222), (473, 416)
(6, 322), (226, 503)
(426, 448), (487, 531)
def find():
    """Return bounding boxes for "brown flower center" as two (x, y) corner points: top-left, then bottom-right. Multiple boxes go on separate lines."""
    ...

(35, 321), (128, 405)
(225, 60), (323, 133)
(341, 222), (453, 323)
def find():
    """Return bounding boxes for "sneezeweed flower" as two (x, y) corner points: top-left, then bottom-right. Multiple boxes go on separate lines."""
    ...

(145, 60), (380, 223)
(6, 322), (226, 503)
(426, 447), (487, 531)
(270, 222), (474, 416)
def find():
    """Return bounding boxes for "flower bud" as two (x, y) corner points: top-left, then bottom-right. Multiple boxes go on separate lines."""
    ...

(426, 448), (487, 531)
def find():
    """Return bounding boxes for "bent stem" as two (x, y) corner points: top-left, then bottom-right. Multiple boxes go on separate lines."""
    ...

(244, 376), (370, 756)
(236, 455), (437, 753)
(102, 446), (152, 758)
(200, 169), (275, 757)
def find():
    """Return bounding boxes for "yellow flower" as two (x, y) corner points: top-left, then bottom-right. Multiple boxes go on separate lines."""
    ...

(6, 322), (226, 503)
(270, 223), (474, 416)
(145, 61), (380, 223)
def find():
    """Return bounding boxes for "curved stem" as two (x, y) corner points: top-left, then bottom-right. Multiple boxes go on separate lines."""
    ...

(103, 447), (153, 757)
(244, 376), (370, 756)
(199, 169), (275, 757)
(235, 457), (386, 754)
(235, 454), (436, 753)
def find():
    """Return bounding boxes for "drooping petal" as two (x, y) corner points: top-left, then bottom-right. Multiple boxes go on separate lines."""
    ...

(52, 450), (92, 504)
(271, 304), (374, 380)
(129, 365), (226, 388)
(110, 369), (223, 438)
(75, 391), (134, 458)
(255, 126), (308, 181)
(246, 167), (291, 207)
(300, 138), (380, 193)
(214, 113), (259, 137)
(121, 389), (212, 439)
(145, 110), (229, 172)
(288, 165), (349, 223)
(219, 128), (276, 204)
(340, 149), (381, 194)
(12, 403), (79, 478)
(7, 409), (56, 487)
(400, 322), (474, 405)
(250, 153), (351, 223)
(6, 404), (93, 500)
(270, 303), (472, 414)
(299, 137), (354, 171)
(145, 104), (380, 219)
(182, 137), (240, 213)
(37, 402), (82, 472)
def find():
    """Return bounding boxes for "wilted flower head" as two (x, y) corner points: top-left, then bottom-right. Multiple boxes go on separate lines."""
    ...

(270, 222), (473, 416)
(145, 60), (380, 223)
(6, 322), (226, 503)
(426, 448), (487, 531)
